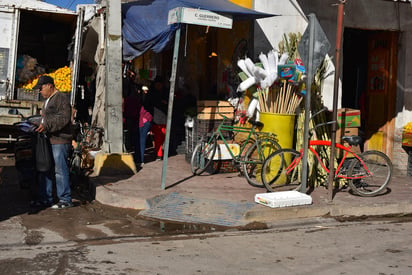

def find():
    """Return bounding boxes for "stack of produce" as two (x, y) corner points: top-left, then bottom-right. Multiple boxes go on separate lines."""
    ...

(22, 66), (72, 92)
(402, 122), (412, 147)
(403, 122), (412, 133)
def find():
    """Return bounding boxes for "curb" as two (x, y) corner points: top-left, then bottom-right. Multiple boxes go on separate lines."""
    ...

(95, 185), (149, 210)
(244, 202), (412, 223)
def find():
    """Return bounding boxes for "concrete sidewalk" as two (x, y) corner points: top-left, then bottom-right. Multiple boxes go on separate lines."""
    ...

(93, 154), (412, 225)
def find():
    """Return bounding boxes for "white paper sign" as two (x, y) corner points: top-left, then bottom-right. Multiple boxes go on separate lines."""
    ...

(168, 7), (233, 29)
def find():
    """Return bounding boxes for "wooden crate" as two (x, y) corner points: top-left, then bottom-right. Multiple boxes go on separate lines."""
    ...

(402, 132), (412, 147)
(197, 100), (234, 120)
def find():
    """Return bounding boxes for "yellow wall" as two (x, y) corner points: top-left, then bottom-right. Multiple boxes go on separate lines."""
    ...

(229, 0), (253, 9)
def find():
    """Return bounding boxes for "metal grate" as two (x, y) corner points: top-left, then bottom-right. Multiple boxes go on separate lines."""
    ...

(140, 192), (255, 227)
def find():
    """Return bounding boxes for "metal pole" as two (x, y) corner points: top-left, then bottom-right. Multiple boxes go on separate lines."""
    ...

(328, 0), (346, 201)
(161, 26), (181, 190)
(300, 14), (315, 193)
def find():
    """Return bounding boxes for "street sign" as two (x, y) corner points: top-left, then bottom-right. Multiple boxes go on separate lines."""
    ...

(298, 16), (330, 79)
(168, 7), (233, 29)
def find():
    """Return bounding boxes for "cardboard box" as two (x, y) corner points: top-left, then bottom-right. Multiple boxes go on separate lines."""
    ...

(402, 132), (412, 147)
(336, 127), (361, 158)
(337, 108), (361, 128)
(255, 191), (312, 208)
(336, 127), (359, 144)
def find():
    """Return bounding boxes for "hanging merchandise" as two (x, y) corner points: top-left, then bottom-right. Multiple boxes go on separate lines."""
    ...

(236, 49), (306, 118)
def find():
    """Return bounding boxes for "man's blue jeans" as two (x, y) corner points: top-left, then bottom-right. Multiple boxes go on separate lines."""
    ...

(38, 143), (72, 204)
(135, 121), (152, 163)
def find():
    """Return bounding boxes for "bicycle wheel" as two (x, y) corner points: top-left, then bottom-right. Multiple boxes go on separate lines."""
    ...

(70, 154), (95, 201)
(70, 154), (82, 191)
(71, 154), (82, 176)
(242, 138), (281, 188)
(190, 136), (217, 175)
(261, 148), (303, 192)
(347, 150), (392, 197)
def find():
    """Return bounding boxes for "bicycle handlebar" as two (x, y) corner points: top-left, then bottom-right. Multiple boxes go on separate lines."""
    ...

(310, 107), (329, 121)
(311, 121), (336, 132)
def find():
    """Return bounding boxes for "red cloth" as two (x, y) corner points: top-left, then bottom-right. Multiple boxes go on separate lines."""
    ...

(151, 124), (166, 157)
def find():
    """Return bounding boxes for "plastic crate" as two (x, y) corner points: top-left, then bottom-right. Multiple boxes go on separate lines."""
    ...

(408, 150), (412, 177)
(254, 191), (312, 208)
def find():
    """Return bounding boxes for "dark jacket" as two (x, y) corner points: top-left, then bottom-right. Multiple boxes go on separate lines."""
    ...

(42, 91), (72, 144)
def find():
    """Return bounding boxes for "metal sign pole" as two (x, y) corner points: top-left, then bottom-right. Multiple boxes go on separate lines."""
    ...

(161, 26), (181, 190)
(300, 14), (316, 193)
(328, 0), (346, 201)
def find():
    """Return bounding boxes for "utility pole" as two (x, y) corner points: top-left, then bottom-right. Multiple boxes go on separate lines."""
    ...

(104, 0), (123, 154)
(93, 0), (137, 175)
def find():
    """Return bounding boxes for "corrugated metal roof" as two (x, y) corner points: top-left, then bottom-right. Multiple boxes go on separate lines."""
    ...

(0, 0), (76, 14)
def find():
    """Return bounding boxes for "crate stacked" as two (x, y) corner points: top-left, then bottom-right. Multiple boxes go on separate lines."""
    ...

(190, 100), (237, 173)
(336, 108), (361, 157)
(196, 100), (234, 137)
(17, 88), (41, 101)
(402, 122), (412, 176)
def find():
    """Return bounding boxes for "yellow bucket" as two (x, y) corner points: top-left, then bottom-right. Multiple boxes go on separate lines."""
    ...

(259, 112), (295, 149)
(259, 112), (296, 185)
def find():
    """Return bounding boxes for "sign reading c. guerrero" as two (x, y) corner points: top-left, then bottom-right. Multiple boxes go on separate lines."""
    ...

(168, 7), (233, 29)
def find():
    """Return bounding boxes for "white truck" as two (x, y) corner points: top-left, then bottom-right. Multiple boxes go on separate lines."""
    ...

(0, 0), (100, 141)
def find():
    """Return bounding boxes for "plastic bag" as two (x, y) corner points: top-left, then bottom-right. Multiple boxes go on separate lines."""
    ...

(35, 133), (53, 172)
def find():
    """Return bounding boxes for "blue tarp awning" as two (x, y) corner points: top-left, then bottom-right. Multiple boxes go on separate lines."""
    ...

(122, 0), (276, 60)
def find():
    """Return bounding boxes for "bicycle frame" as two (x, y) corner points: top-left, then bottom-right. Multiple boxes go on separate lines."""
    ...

(287, 140), (372, 180)
(206, 118), (273, 164)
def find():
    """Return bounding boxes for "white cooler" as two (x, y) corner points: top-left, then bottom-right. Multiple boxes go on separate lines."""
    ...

(255, 191), (312, 208)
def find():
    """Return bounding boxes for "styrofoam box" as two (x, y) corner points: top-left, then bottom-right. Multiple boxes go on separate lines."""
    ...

(254, 191), (312, 208)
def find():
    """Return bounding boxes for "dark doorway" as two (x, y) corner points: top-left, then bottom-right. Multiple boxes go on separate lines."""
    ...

(342, 28), (398, 156)
(342, 28), (368, 112)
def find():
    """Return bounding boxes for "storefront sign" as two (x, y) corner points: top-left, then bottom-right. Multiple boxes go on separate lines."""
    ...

(168, 7), (233, 29)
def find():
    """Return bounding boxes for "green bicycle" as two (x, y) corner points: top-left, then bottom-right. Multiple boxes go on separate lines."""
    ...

(190, 113), (281, 188)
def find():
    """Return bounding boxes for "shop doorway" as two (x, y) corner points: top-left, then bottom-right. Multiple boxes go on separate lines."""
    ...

(342, 28), (398, 157)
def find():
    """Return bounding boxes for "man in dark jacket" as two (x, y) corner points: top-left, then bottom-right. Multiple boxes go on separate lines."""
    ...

(33, 75), (73, 209)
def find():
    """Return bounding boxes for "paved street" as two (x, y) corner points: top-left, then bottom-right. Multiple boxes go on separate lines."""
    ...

(1, 212), (411, 274)
(2, 148), (412, 274)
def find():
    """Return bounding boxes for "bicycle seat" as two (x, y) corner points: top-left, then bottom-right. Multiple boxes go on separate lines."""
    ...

(249, 120), (264, 128)
(342, 135), (362, 146)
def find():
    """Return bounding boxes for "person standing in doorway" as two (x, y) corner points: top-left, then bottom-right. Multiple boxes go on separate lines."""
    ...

(34, 75), (73, 209)
(135, 85), (152, 166)
(146, 76), (168, 161)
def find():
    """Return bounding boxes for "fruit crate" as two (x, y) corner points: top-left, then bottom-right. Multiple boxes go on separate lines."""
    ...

(17, 88), (40, 101)
(197, 100), (234, 120)
(402, 132), (412, 147)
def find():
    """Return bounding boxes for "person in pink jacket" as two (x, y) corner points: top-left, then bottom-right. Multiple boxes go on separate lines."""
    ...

(136, 86), (152, 165)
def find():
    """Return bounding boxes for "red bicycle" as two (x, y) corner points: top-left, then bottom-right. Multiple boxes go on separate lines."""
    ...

(261, 111), (393, 197)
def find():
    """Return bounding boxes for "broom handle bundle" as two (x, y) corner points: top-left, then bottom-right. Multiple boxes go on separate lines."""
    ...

(257, 81), (303, 114)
